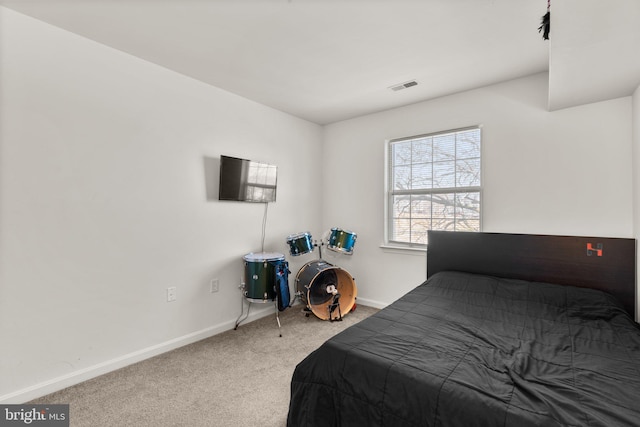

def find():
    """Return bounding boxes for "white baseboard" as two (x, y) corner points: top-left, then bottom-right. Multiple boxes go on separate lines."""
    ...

(2, 299), (385, 404)
(0, 306), (275, 404)
(355, 297), (388, 310)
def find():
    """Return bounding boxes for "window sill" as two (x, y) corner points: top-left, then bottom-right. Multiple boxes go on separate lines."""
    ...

(379, 244), (427, 255)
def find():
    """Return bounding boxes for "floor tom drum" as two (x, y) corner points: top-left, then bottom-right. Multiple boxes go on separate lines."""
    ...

(243, 252), (286, 303)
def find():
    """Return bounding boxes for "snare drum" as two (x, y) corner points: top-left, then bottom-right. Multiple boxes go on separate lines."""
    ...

(296, 260), (357, 321)
(242, 252), (286, 302)
(327, 228), (357, 255)
(286, 232), (314, 256)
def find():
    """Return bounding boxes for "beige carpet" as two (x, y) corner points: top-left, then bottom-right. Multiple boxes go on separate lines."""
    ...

(30, 304), (379, 427)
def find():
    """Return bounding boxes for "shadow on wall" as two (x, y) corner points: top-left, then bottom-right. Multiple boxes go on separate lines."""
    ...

(203, 156), (219, 202)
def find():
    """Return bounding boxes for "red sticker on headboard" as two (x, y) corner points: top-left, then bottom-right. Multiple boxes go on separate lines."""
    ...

(586, 243), (603, 257)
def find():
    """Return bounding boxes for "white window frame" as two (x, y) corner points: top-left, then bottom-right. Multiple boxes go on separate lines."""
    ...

(384, 126), (482, 250)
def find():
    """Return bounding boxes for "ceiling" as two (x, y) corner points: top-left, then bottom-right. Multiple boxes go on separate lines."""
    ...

(1, 0), (639, 125)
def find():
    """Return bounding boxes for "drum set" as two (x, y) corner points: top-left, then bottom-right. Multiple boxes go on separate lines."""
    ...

(234, 227), (358, 335)
(287, 228), (358, 322)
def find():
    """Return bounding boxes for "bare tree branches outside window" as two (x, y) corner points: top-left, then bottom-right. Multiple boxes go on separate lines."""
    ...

(388, 127), (481, 246)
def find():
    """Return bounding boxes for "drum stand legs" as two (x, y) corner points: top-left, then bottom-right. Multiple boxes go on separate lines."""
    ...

(234, 291), (283, 337)
(274, 301), (282, 337)
(234, 294), (251, 331)
(314, 240), (324, 260)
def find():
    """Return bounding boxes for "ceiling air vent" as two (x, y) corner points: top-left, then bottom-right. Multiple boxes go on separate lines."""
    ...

(389, 80), (418, 91)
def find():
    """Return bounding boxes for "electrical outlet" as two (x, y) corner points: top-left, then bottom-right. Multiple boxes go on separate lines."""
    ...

(210, 278), (219, 293)
(167, 286), (177, 302)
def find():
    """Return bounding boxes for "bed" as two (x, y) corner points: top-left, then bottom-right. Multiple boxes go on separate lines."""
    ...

(287, 231), (640, 426)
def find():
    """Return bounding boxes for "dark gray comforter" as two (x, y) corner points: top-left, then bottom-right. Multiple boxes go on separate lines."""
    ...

(288, 271), (640, 426)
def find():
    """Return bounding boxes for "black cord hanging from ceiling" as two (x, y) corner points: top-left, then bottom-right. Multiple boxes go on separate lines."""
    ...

(538, 0), (551, 40)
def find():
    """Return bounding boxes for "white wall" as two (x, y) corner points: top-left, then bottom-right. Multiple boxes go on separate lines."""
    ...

(633, 83), (640, 320)
(323, 72), (633, 307)
(0, 7), (323, 402)
(1, 5), (637, 404)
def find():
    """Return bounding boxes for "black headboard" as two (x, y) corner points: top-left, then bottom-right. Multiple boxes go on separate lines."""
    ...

(427, 231), (637, 319)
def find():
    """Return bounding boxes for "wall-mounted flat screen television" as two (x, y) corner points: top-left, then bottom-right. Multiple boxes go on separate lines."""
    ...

(219, 155), (277, 203)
